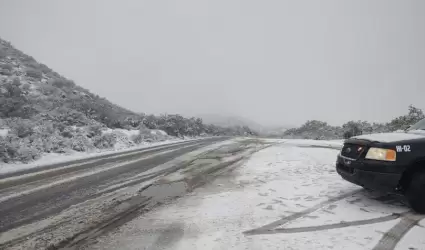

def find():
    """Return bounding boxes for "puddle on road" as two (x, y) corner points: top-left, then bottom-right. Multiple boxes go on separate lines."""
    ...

(140, 181), (188, 201)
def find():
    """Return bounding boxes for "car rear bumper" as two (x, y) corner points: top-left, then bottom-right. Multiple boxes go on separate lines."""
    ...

(336, 155), (403, 193)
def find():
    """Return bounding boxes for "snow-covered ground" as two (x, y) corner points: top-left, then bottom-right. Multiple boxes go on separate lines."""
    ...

(88, 139), (425, 250)
(264, 138), (344, 149)
(0, 128), (9, 137)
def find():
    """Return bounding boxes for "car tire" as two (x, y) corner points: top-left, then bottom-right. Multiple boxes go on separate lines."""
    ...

(406, 170), (425, 214)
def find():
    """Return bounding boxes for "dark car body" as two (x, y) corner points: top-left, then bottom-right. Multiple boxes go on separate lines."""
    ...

(336, 131), (425, 193)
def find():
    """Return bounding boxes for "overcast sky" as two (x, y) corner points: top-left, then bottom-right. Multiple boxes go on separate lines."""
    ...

(0, 0), (424, 127)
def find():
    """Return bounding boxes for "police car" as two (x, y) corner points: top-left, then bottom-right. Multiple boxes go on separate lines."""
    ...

(336, 118), (425, 213)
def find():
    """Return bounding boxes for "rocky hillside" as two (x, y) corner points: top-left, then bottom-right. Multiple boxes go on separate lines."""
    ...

(0, 38), (255, 163)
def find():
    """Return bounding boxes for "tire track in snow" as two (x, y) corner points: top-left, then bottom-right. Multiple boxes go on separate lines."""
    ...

(244, 189), (361, 235)
(373, 212), (425, 250)
(253, 213), (400, 235)
(244, 185), (419, 249)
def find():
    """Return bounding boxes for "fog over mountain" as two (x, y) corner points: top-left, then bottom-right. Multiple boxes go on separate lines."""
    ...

(0, 1), (424, 127)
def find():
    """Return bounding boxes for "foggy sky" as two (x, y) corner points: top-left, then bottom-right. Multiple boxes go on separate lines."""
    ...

(0, 0), (424, 127)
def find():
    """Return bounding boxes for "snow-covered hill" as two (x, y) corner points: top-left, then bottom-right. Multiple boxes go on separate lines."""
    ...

(0, 38), (254, 164)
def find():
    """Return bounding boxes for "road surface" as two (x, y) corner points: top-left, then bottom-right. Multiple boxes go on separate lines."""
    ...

(0, 137), (228, 249)
(3, 138), (423, 250)
(84, 140), (425, 250)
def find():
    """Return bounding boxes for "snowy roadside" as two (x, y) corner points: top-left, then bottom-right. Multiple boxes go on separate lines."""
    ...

(0, 137), (203, 175)
(263, 138), (344, 150)
(0, 138), (258, 250)
(88, 140), (425, 250)
(0, 135), (341, 175)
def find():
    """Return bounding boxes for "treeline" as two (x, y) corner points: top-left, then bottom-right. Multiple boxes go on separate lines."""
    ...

(283, 105), (424, 140)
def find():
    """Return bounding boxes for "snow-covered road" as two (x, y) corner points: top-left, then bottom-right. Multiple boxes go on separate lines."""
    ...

(0, 137), (232, 250)
(87, 140), (425, 250)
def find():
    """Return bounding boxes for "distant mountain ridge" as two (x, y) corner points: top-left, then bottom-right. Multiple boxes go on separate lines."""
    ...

(198, 114), (293, 136)
(198, 114), (264, 131)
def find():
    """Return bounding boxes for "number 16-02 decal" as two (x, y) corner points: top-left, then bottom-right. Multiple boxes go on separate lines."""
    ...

(396, 145), (411, 153)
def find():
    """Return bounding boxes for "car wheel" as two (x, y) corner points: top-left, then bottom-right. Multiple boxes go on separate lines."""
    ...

(406, 170), (425, 214)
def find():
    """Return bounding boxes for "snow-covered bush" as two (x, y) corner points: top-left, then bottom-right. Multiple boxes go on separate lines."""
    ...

(283, 120), (342, 140)
(86, 124), (103, 138)
(150, 129), (169, 141)
(48, 107), (89, 126)
(33, 121), (55, 139)
(131, 134), (143, 144)
(21, 83), (31, 93)
(46, 134), (70, 153)
(25, 68), (43, 80)
(10, 119), (35, 138)
(53, 121), (67, 133)
(93, 133), (117, 149)
(70, 134), (93, 152)
(0, 137), (14, 163)
(131, 127), (158, 144)
(15, 146), (41, 163)
(30, 137), (45, 153)
(111, 131), (134, 149)
(0, 49), (6, 59)
(0, 63), (13, 71)
(283, 106), (425, 140)
(0, 68), (12, 76)
(342, 121), (363, 139)
(51, 79), (75, 89)
(60, 126), (74, 138)
(38, 83), (59, 95)
(0, 135), (41, 163)
(387, 105), (424, 131)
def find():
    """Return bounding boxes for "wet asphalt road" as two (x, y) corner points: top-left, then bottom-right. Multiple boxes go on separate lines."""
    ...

(0, 137), (227, 235)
